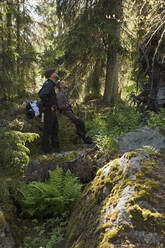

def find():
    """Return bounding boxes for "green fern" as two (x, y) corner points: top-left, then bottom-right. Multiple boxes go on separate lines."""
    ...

(18, 167), (82, 218)
(49, 167), (63, 193)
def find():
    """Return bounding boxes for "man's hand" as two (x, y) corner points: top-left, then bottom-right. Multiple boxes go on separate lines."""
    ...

(69, 100), (74, 105)
(51, 105), (56, 112)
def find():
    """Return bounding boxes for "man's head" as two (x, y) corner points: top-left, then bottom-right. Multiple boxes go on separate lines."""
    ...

(59, 80), (68, 91)
(44, 68), (58, 80)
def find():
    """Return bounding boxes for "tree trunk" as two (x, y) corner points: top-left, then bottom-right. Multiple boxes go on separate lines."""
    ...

(103, 0), (122, 105)
(92, 59), (103, 96)
(7, 0), (12, 48)
(16, 0), (20, 76)
(86, 58), (103, 98)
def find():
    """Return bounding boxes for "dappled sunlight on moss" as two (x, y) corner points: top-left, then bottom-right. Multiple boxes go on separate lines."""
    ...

(37, 150), (80, 163)
(129, 204), (165, 233)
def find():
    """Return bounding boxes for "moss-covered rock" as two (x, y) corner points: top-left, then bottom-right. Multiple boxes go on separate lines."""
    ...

(26, 146), (97, 183)
(63, 152), (165, 247)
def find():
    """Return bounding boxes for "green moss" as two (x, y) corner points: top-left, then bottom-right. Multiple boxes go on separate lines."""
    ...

(110, 159), (120, 171)
(108, 167), (132, 208)
(107, 228), (119, 241)
(96, 223), (111, 234)
(129, 204), (165, 233)
(134, 175), (161, 203)
(39, 150), (80, 163)
(66, 219), (80, 246)
(141, 166), (153, 177)
(86, 161), (121, 205)
(98, 228), (119, 248)
(0, 211), (5, 229)
(96, 168), (103, 177)
(129, 204), (145, 229)
(104, 177), (113, 189)
(110, 210), (118, 222)
(141, 159), (159, 166)
(127, 152), (137, 160)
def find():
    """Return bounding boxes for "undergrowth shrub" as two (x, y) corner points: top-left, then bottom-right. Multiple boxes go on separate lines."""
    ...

(18, 167), (82, 218)
(0, 127), (39, 175)
(86, 107), (141, 153)
(147, 108), (165, 127)
(21, 215), (67, 248)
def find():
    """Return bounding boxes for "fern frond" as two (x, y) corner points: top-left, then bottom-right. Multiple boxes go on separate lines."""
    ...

(18, 167), (82, 218)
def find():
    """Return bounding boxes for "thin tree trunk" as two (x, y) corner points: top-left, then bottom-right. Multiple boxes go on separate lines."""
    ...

(7, 0), (12, 48)
(22, 0), (25, 82)
(103, 34), (120, 105)
(16, 0), (20, 75)
(91, 59), (102, 96)
(0, 7), (5, 72)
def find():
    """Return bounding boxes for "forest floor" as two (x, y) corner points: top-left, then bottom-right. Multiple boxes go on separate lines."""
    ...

(1, 97), (165, 248)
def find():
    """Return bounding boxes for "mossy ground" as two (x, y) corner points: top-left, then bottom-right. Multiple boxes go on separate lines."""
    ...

(2, 100), (165, 248)
(0, 100), (103, 247)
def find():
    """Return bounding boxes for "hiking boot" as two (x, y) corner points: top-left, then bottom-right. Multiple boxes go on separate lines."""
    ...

(83, 136), (93, 144)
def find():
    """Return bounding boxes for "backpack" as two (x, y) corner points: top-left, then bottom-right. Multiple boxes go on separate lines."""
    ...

(26, 100), (43, 119)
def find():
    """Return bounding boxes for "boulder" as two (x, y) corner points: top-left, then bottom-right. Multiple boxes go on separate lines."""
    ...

(118, 126), (165, 153)
(26, 146), (98, 183)
(0, 207), (15, 248)
(63, 152), (165, 248)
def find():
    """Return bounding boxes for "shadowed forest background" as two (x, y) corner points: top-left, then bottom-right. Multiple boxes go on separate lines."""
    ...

(0, 0), (165, 247)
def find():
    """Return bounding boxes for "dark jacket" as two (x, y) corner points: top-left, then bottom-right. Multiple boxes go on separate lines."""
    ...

(56, 90), (71, 112)
(38, 79), (57, 109)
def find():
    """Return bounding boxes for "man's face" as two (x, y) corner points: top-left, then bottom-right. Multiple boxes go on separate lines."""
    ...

(52, 71), (58, 79)
(61, 81), (67, 90)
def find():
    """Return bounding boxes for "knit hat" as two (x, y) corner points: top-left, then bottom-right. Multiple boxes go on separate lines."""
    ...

(44, 68), (56, 79)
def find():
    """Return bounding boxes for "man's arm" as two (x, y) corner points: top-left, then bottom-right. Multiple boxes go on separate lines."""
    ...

(57, 91), (71, 111)
(39, 82), (55, 108)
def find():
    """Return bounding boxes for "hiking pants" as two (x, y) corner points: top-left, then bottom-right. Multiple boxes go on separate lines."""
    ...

(63, 110), (86, 140)
(42, 109), (59, 152)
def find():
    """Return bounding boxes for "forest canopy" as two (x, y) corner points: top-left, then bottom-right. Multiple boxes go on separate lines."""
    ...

(0, 0), (165, 108)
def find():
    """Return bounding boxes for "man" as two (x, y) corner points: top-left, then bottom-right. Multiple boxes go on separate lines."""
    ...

(38, 68), (60, 153)
(56, 80), (93, 144)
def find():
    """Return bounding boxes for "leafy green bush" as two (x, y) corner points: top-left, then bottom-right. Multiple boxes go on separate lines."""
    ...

(94, 132), (119, 156)
(86, 107), (141, 154)
(147, 108), (165, 127)
(18, 167), (82, 218)
(87, 107), (141, 137)
(0, 128), (39, 174)
(21, 216), (67, 248)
